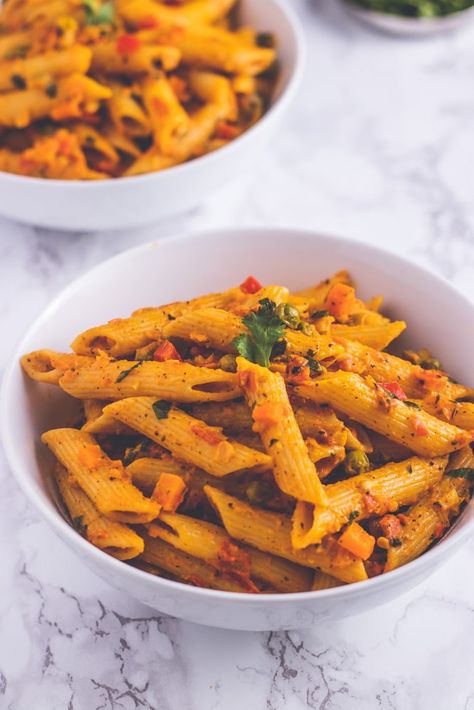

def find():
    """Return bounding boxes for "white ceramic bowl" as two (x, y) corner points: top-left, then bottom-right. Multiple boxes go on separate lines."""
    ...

(2, 228), (473, 631)
(341, 0), (474, 36)
(0, 0), (304, 232)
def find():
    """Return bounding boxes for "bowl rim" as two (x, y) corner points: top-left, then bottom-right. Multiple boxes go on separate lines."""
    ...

(0, 0), (306, 189)
(2, 226), (473, 604)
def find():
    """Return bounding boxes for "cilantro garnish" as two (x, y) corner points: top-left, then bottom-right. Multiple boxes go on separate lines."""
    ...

(348, 510), (359, 523)
(83, 0), (115, 25)
(152, 400), (172, 420)
(232, 299), (285, 368)
(115, 361), (142, 383)
(446, 468), (474, 481)
(404, 400), (421, 410)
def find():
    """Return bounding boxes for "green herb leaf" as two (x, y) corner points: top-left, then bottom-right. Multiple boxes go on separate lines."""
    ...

(72, 515), (87, 535)
(446, 468), (474, 481)
(232, 299), (285, 368)
(83, 0), (115, 25)
(152, 400), (172, 420)
(232, 333), (255, 362)
(404, 400), (421, 409)
(115, 361), (142, 383)
(348, 510), (360, 523)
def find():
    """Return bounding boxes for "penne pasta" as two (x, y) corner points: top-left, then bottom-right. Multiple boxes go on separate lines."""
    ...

(204, 485), (368, 584)
(56, 464), (144, 560)
(59, 359), (240, 403)
(104, 397), (271, 476)
(42, 428), (160, 523)
(295, 373), (472, 457)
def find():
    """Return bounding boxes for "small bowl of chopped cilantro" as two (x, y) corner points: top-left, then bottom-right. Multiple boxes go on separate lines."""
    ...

(341, 0), (474, 35)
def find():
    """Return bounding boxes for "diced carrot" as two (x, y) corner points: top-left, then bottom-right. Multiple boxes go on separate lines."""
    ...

(152, 473), (186, 512)
(239, 275), (262, 294)
(338, 522), (375, 560)
(324, 283), (357, 322)
(78, 444), (104, 469)
(116, 34), (141, 54)
(252, 401), (289, 432)
(190, 424), (223, 446)
(380, 382), (407, 400)
(153, 340), (182, 362)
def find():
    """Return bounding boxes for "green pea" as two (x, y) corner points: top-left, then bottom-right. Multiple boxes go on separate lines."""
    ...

(219, 354), (237, 372)
(276, 303), (301, 329)
(344, 450), (370, 476)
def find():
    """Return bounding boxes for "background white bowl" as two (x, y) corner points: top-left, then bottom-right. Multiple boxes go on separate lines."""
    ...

(0, 0), (304, 232)
(2, 228), (473, 631)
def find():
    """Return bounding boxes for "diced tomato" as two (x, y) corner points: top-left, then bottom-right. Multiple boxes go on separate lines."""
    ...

(433, 522), (446, 539)
(380, 382), (407, 400)
(412, 414), (429, 437)
(153, 340), (182, 362)
(240, 275), (262, 294)
(217, 541), (260, 593)
(116, 34), (141, 54)
(190, 425), (223, 446)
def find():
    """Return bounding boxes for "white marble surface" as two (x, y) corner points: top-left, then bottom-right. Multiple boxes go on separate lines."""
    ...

(1, 1), (474, 707)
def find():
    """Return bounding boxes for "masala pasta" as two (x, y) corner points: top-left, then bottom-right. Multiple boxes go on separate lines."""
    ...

(0, 0), (277, 179)
(22, 272), (474, 593)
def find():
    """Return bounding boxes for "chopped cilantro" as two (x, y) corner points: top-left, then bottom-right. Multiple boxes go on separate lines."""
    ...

(152, 400), (172, 420)
(306, 351), (322, 376)
(232, 299), (285, 368)
(446, 468), (474, 482)
(83, 0), (115, 25)
(404, 400), (421, 410)
(348, 510), (360, 523)
(391, 538), (402, 548)
(115, 361), (142, 383)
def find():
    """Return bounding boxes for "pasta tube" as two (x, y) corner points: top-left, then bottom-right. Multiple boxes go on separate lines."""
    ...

(0, 45), (92, 91)
(42, 428), (160, 523)
(104, 397), (271, 475)
(295, 373), (472, 457)
(59, 359), (240, 403)
(292, 455), (447, 548)
(205, 486), (368, 584)
(56, 465), (144, 560)
(141, 535), (253, 592)
(331, 321), (406, 350)
(148, 513), (313, 593)
(236, 357), (328, 506)
(21, 350), (94, 385)
(385, 447), (474, 572)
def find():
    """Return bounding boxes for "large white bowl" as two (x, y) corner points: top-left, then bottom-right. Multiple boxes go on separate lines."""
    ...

(0, 0), (304, 232)
(2, 228), (474, 631)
